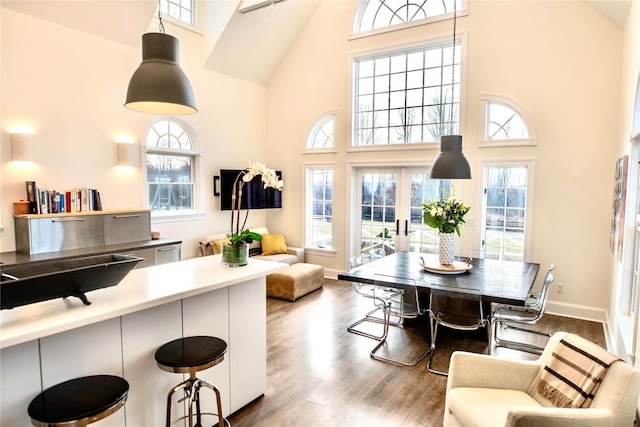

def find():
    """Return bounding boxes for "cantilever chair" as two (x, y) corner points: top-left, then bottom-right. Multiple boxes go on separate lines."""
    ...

(347, 255), (404, 340)
(427, 286), (489, 376)
(491, 264), (555, 354)
(369, 274), (432, 366)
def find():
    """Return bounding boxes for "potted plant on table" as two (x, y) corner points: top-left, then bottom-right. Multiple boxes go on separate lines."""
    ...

(222, 161), (283, 267)
(421, 186), (470, 265)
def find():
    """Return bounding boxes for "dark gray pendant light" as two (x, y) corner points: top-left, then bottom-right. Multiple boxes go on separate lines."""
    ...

(125, 5), (196, 115)
(430, 0), (470, 179)
(430, 135), (470, 179)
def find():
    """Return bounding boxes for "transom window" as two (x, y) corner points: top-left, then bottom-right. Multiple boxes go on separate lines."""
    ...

(160, 0), (195, 26)
(145, 118), (199, 214)
(480, 96), (535, 146)
(307, 114), (335, 149)
(354, 0), (461, 34)
(486, 101), (528, 140)
(352, 40), (460, 146)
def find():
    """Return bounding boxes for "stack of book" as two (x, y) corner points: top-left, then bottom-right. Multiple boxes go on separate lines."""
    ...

(25, 181), (103, 214)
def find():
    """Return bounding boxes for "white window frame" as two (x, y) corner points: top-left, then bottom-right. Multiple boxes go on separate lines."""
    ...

(616, 73), (640, 364)
(159, 0), (200, 32)
(303, 111), (338, 154)
(350, 0), (468, 40)
(348, 33), (468, 153)
(474, 159), (536, 261)
(479, 94), (536, 147)
(304, 163), (336, 256)
(142, 117), (205, 222)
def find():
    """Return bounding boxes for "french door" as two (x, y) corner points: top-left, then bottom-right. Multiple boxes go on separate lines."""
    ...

(356, 167), (450, 257)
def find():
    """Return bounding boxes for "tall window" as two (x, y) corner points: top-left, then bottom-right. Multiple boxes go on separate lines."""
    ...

(160, 0), (195, 26)
(306, 168), (333, 248)
(354, 0), (461, 34)
(145, 118), (199, 214)
(480, 164), (532, 261)
(352, 40), (460, 146)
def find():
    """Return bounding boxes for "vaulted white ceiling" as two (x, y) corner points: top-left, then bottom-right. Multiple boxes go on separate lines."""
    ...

(0, 0), (630, 86)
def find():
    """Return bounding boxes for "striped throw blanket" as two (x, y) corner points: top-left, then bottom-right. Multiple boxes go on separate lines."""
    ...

(537, 334), (619, 408)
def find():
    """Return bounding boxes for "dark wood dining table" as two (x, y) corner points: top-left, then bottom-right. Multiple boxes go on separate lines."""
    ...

(337, 252), (540, 306)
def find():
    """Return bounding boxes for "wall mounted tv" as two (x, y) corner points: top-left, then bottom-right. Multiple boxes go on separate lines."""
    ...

(219, 169), (283, 211)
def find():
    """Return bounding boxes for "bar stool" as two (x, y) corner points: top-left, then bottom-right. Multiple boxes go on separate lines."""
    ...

(27, 375), (129, 427)
(155, 335), (229, 427)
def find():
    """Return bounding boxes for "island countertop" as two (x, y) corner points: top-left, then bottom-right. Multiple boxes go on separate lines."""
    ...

(0, 255), (286, 349)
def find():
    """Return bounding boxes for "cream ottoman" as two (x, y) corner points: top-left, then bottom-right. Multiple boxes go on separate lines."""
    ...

(266, 263), (324, 301)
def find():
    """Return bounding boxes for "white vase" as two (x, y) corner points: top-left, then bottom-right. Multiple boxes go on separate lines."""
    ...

(439, 232), (455, 265)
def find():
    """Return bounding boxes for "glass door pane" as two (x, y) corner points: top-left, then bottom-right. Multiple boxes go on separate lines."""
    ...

(406, 169), (449, 254)
(356, 168), (451, 257)
(359, 171), (397, 258)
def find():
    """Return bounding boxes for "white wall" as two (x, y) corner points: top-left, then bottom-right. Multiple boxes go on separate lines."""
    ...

(266, 0), (623, 316)
(610, 0), (640, 366)
(1, 7), (269, 259)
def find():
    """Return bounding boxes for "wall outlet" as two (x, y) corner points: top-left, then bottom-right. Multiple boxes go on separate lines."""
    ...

(556, 282), (564, 294)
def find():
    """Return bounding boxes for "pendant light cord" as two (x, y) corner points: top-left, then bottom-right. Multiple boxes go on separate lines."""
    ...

(450, 0), (457, 133)
(158, 0), (165, 33)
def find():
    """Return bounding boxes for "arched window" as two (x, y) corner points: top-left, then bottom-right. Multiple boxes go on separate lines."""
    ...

(480, 95), (535, 146)
(144, 118), (201, 215)
(306, 114), (335, 150)
(354, 0), (462, 34)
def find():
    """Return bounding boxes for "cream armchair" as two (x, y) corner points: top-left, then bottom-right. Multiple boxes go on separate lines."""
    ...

(444, 332), (640, 427)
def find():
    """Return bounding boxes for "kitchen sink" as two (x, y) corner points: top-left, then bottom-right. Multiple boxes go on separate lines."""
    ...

(1, 254), (143, 309)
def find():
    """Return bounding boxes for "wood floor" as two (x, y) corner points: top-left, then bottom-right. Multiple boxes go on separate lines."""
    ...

(228, 279), (605, 427)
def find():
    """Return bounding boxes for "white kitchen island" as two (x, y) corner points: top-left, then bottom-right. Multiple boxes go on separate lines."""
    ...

(0, 255), (286, 426)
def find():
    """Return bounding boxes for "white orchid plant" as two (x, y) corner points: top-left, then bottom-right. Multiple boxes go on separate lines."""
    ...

(229, 161), (283, 246)
(421, 186), (470, 236)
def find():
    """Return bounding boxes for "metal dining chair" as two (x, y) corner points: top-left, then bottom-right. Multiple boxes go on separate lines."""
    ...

(427, 286), (488, 376)
(491, 264), (556, 355)
(347, 255), (405, 341)
(369, 274), (432, 366)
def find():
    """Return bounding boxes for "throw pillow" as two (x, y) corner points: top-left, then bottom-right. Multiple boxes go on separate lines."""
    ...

(211, 237), (230, 255)
(261, 234), (288, 255)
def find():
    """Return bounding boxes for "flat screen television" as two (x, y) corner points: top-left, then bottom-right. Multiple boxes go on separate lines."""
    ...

(219, 169), (283, 211)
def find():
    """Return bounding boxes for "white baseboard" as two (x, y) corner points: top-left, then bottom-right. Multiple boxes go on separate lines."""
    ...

(545, 301), (607, 323)
(324, 269), (341, 280)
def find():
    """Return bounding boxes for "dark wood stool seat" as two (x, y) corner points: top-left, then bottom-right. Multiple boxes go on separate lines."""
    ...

(155, 335), (227, 374)
(27, 375), (129, 427)
(155, 336), (229, 427)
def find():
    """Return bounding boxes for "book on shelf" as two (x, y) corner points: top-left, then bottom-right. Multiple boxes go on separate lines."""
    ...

(23, 181), (103, 215)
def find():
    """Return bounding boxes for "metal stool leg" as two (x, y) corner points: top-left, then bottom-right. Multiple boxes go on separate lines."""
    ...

(195, 378), (228, 427)
(166, 378), (192, 427)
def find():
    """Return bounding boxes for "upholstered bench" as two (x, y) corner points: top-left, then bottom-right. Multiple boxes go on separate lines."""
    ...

(266, 263), (324, 301)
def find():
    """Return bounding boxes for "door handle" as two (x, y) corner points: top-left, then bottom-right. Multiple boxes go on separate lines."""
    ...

(396, 219), (400, 236)
(404, 220), (408, 236)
